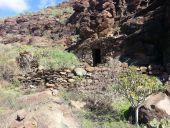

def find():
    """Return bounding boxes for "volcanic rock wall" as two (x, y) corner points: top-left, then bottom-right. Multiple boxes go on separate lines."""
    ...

(69, 0), (116, 39)
(69, 0), (170, 75)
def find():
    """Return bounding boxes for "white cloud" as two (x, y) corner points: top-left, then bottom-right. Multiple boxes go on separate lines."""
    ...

(0, 0), (29, 13)
(39, 0), (56, 8)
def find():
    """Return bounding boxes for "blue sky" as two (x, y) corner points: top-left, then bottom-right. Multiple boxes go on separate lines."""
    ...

(0, 0), (65, 17)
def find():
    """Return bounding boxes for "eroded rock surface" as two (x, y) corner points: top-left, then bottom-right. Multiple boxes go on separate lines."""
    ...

(0, 3), (76, 47)
(69, 0), (170, 75)
(0, 90), (79, 128)
(138, 92), (170, 123)
(69, 0), (116, 39)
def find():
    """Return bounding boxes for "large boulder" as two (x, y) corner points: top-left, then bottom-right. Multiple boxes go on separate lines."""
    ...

(126, 91), (170, 124)
(74, 67), (87, 76)
(139, 92), (170, 123)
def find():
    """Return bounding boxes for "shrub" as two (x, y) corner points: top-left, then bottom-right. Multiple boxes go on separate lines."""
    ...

(112, 98), (131, 120)
(59, 89), (85, 102)
(0, 44), (21, 83)
(76, 110), (137, 128)
(50, 7), (74, 16)
(0, 88), (23, 111)
(44, 6), (74, 24)
(0, 44), (18, 63)
(113, 66), (164, 125)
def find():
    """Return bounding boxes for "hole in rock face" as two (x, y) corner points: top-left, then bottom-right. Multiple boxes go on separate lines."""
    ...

(140, 1), (148, 7)
(92, 49), (102, 66)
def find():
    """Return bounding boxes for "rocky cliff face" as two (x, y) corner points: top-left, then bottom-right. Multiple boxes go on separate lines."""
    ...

(69, 0), (157, 39)
(69, 0), (116, 39)
(69, 0), (170, 76)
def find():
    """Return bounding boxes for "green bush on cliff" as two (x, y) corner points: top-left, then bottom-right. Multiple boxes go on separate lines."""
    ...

(51, 7), (73, 16)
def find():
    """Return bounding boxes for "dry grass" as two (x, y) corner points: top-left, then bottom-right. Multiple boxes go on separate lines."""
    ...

(0, 88), (23, 114)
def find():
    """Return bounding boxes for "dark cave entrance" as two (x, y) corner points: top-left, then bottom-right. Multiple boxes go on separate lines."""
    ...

(92, 49), (102, 66)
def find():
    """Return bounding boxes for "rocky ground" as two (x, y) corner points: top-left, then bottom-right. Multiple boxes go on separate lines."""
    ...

(0, 90), (79, 128)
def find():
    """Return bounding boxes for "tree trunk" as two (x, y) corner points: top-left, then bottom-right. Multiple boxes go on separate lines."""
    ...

(135, 106), (139, 126)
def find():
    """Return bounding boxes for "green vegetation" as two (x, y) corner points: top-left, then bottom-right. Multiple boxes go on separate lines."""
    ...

(0, 44), (79, 70)
(38, 47), (79, 69)
(0, 43), (79, 115)
(0, 42), (165, 128)
(59, 88), (136, 128)
(40, 6), (74, 24)
(0, 44), (21, 86)
(43, 6), (71, 16)
(18, 45), (79, 70)
(77, 110), (136, 128)
(75, 103), (136, 128)
(112, 98), (131, 120)
(49, 6), (74, 16)
(0, 44), (18, 64)
(59, 89), (85, 102)
(0, 88), (24, 114)
(149, 118), (170, 128)
(0, 43), (79, 93)
(113, 66), (164, 125)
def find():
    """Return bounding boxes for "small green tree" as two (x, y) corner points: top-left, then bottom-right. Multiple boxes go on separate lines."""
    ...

(113, 66), (164, 126)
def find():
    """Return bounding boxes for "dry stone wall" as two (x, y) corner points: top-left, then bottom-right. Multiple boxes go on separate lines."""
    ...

(19, 65), (117, 94)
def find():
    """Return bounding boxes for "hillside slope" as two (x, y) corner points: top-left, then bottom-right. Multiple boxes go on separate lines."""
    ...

(0, 0), (170, 128)
(0, 1), (76, 47)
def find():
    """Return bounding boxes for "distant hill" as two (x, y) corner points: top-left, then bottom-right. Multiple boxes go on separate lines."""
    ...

(0, 0), (77, 47)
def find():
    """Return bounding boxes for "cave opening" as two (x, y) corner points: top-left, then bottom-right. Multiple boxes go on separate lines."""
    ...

(92, 49), (102, 66)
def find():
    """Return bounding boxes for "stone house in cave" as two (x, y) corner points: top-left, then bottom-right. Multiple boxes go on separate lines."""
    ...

(69, 37), (122, 66)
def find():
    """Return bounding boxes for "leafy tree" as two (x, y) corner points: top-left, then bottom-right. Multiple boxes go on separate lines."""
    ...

(113, 66), (164, 126)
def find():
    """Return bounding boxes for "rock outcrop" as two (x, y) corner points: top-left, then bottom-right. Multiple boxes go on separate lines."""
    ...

(0, 90), (79, 128)
(68, 0), (170, 76)
(0, 3), (76, 47)
(69, 0), (116, 39)
(138, 92), (170, 123)
(126, 91), (170, 124)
